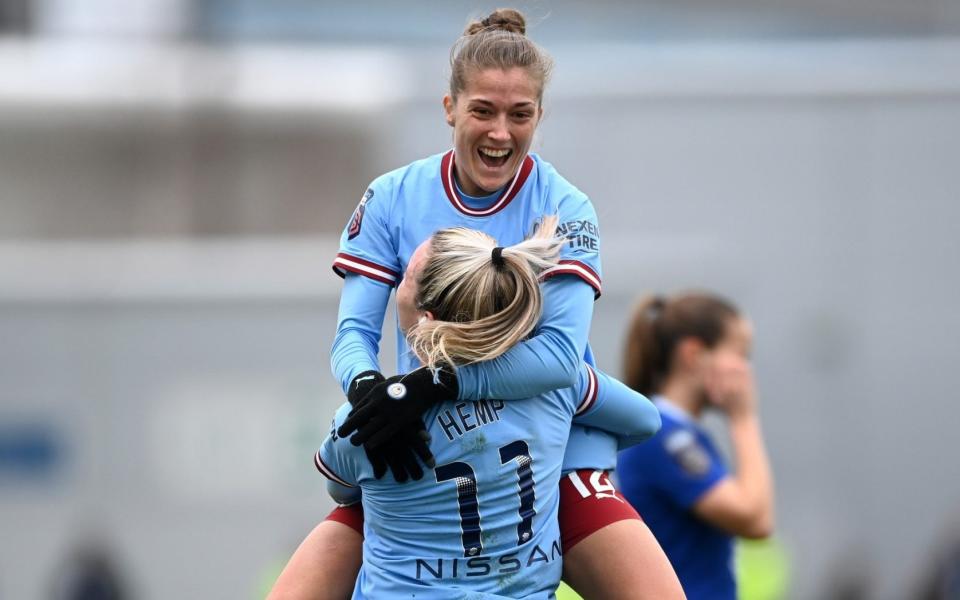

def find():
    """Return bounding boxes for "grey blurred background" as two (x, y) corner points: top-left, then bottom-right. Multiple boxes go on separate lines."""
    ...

(1, 1), (959, 599)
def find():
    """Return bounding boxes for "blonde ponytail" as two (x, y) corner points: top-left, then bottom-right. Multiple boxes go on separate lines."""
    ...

(408, 216), (562, 370)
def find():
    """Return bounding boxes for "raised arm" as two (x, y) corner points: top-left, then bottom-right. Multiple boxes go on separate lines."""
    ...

(692, 353), (774, 539)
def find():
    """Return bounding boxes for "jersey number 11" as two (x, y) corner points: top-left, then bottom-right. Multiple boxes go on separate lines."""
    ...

(435, 440), (536, 557)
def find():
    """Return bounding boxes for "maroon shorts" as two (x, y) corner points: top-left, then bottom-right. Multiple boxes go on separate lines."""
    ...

(558, 469), (642, 553)
(323, 469), (641, 551)
(325, 504), (364, 535)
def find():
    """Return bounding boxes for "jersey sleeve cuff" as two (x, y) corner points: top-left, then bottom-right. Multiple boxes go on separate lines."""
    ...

(575, 365), (599, 416)
(541, 260), (602, 299)
(314, 449), (356, 488)
(332, 252), (401, 287)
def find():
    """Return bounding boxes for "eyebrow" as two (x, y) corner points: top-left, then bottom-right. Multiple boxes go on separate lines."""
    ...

(468, 98), (537, 110)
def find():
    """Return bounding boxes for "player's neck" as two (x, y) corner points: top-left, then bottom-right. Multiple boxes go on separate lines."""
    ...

(660, 378), (703, 418)
(453, 171), (504, 207)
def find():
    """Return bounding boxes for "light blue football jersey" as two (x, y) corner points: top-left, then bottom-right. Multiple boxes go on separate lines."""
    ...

(318, 365), (609, 599)
(331, 150), (608, 471)
(332, 150), (601, 373)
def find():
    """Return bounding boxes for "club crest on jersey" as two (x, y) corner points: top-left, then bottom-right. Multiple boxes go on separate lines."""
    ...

(347, 188), (374, 240)
(664, 430), (711, 476)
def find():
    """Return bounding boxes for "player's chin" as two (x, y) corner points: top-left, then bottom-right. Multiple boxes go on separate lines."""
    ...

(473, 161), (517, 190)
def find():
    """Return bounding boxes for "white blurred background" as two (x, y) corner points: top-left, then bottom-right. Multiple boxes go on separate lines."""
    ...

(1, 1), (959, 599)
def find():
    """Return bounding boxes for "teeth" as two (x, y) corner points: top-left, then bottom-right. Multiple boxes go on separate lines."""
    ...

(480, 148), (510, 158)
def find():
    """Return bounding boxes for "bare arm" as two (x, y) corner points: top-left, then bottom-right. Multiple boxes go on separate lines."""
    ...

(692, 355), (774, 539)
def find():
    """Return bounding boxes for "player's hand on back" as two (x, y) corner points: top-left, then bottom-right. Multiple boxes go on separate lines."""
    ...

(344, 369), (435, 482)
(365, 423), (433, 482)
(338, 367), (457, 482)
(338, 367), (458, 449)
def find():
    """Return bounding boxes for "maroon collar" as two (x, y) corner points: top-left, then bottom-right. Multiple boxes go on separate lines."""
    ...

(440, 149), (534, 217)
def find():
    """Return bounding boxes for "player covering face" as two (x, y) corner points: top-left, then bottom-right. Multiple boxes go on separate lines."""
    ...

(617, 293), (774, 600)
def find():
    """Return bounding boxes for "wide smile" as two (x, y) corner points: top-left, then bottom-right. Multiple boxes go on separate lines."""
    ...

(477, 146), (513, 170)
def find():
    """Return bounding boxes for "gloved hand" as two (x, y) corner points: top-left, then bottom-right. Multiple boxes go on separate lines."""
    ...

(338, 366), (458, 451)
(347, 370), (385, 408)
(372, 423), (434, 482)
(345, 370), (436, 482)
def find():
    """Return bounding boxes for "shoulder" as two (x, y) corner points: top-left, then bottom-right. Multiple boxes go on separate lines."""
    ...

(323, 403), (363, 455)
(316, 402), (364, 487)
(354, 153), (445, 226)
(331, 401), (352, 428)
(324, 403), (356, 447)
(530, 153), (591, 206)
(658, 420), (717, 477)
(656, 409), (698, 450)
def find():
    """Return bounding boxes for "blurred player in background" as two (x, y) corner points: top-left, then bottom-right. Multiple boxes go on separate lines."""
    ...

(616, 292), (775, 600)
(269, 8), (683, 599)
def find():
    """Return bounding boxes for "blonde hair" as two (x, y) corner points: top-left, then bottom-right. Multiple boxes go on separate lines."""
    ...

(408, 216), (562, 370)
(449, 8), (554, 103)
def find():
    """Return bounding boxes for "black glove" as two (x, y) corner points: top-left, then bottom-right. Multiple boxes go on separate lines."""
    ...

(347, 370), (385, 408)
(345, 370), (434, 482)
(338, 366), (458, 451)
(373, 423), (434, 482)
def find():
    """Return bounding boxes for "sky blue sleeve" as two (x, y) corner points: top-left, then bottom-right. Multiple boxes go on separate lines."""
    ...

(574, 368), (662, 450)
(315, 403), (363, 494)
(330, 273), (392, 393)
(332, 182), (402, 287)
(548, 196), (602, 297)
(455, 276), (594, 400)
(329, 178), (401, 392)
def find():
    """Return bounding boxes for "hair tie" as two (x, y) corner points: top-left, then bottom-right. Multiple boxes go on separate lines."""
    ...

(647, 296), (666, 320)
(491, 246), (505, 268)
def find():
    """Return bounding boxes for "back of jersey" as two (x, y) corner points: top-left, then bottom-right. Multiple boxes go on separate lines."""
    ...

(319, 382), (582, 599)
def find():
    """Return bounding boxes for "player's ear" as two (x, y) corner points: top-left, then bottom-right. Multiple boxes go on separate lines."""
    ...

(419, 311), (436, 323)
(442, 95), (455, 127)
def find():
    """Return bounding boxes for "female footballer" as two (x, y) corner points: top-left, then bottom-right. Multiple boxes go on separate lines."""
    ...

(616, 293), (775, 600)
(269, 9), (681, 599)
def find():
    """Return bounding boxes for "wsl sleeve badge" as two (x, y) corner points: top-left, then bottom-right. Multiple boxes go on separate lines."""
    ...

(664, 430), (711, 476)
(347, 188), (374, 240)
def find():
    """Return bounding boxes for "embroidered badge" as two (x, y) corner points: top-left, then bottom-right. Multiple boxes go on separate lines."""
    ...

(347, 188), (374, 240)
(664, 430), (711, 476)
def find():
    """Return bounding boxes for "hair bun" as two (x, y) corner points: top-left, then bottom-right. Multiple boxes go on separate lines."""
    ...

(465, 8), (526, 36)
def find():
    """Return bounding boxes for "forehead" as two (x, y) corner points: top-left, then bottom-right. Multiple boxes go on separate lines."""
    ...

(405, 238), (432, 279)
(460, 67), (540, 105)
